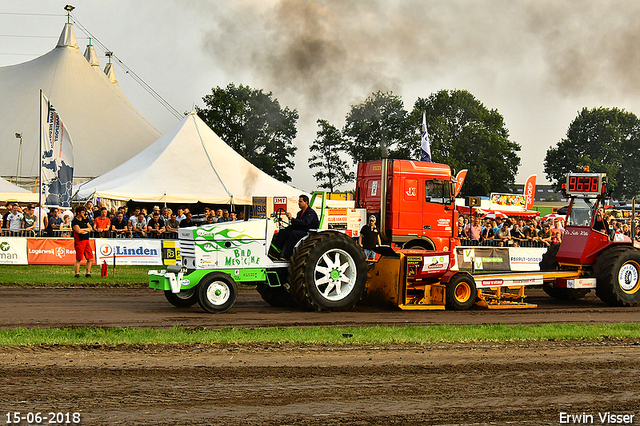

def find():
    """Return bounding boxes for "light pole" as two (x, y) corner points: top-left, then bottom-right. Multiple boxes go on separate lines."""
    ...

(14, 132), (22, 186)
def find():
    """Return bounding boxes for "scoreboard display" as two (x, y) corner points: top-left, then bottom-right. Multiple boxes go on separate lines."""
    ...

(565, 173), (606, 196)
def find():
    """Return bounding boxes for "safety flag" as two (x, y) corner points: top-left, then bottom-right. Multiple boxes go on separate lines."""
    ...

(420, 111), (432, 162)
(41, 92), (74, 208)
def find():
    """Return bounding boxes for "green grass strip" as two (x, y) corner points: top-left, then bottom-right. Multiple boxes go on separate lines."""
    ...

(1, 323), (639, 346)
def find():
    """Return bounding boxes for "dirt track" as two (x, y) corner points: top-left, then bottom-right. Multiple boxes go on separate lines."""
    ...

(1, 287), (639, 425)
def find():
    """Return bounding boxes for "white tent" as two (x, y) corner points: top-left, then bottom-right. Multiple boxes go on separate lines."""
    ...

(0, 177), (37, 203)
(74, 112), (302, 204)
(0, 22), (161, 180)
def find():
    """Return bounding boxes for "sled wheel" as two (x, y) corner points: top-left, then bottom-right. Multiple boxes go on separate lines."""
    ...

(446, 274), (476, 310)
(540, 244), (590, 300)
(197, 272), (238, 313)
(594, 246), (640, 307)
(256, 283), (299, 308)
(164, 288), (198, 308)
(289, 232), (368, 311)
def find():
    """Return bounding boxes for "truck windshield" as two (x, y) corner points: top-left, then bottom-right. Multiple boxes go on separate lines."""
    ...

(568, 198), (595, 226)
(425, 180), (452, 205)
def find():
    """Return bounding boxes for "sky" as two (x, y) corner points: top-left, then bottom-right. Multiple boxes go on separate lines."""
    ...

(2, 0), (640, 193)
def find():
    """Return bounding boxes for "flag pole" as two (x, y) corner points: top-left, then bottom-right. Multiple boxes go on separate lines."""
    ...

(38, 89), (43, 237)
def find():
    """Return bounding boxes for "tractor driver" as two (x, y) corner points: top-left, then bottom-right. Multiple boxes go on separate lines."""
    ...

(593, 208), (608, 233)
(269, 194), (319, 260)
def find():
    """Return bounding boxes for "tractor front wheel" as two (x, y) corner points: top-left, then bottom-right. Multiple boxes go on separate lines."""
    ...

(164, 288), (198, 308)
(594, 246), (640, 307)
(197, 272), (238, 313)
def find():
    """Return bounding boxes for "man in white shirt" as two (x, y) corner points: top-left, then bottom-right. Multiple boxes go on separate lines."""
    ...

(6, 205), (24, 236)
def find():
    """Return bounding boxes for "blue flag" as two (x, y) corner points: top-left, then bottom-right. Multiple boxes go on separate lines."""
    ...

(420, 111), (432, 162)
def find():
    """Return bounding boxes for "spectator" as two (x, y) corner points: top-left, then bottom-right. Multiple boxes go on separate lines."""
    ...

(176, 208), (185, 223)
(84, 201), (95, 223)
(22, 205), (37, 237)
(6, 204), (24, 236)
(179, 212), (195, 228)
(166, 213), (180, 235)
(204, 215), (216, 225)
(219, 209), (230, 222)
(237, 211), (246, 221)
(511, 223), (526, 244)
(46, 208), (62, 236)
(162, 207), (172, 224)
(215, 208), (223, 221)
(72, 206), (93, 278)
(230, 212), (237, 221)
(150, 205), (161, 221)
(550, 219), (564, 244)
(539, 224), (552, 246)
(494, 219), (511, 245)
(111, 212), (130, 238)
(147, 212), (166, 238)
(468, 217), (482, 244)
(94, 207), (112, 238)
(133, 213), (147, 238)
(60, 215), (72, 237)
(128, 208), (141, 229)
(2, 202), (14, 231)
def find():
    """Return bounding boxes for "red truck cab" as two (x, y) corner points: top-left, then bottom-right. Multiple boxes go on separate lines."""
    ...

(356, 159), (458, 251)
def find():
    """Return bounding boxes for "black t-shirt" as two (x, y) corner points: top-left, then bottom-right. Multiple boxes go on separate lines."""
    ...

(72, 216), (92, 241)
(111, 217), (128, 230)
(360, 224), (380, 249)
(148, 217), (165, 229)
(179, 219), (194, 228)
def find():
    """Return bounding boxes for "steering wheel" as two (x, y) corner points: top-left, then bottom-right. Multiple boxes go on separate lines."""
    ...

(274, 208), (290, 228)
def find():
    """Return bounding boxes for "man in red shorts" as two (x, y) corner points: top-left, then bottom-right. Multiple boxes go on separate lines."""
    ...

(72, 205), (94, 278)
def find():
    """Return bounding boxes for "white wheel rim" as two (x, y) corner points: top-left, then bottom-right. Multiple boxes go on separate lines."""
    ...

(618, 262), (640, 293)
(206, 281), (231, 305)
(313, 248), (357, 302)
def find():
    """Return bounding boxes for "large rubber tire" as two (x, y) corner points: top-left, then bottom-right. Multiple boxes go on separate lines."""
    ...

(446, 274), (477, 310)
(539, 244), (590, 300)
(256, 283), (299, 308)
(593, 246), (640, 307)
(288, 232), (368, 311)
(164, 288), (198, 308)
(197, 272), (238, 314)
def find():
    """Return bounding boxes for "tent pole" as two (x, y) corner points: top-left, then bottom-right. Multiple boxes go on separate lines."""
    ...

(38, 89), (43, 237)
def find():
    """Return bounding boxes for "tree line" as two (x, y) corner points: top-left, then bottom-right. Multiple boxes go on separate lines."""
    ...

(196, 83), (639, 198)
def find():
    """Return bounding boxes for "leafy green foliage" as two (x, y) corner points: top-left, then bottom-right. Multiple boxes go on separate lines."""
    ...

(544, 107), (640, 199)
(308, 119), (355, 192)
(343, 91), (413, 164)
(196, 83), (299, 182)
(408, 90), (521, 197)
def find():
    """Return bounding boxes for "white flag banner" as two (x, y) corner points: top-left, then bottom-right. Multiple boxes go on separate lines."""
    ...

(420, 111), (432, 162)
(41, 93), (74, 208)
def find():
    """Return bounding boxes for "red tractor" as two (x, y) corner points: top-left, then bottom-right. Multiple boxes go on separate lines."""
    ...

(540, 172), (640, 307)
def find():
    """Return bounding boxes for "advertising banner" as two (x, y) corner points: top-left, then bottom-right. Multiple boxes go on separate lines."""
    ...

(95, 239), (163, 266)
(456, 247), (511, 271)
(27, 238), (95, 265)
(509, 247), (546, 271)
(162, 240), (181, 266)
(0, 238), (29, 265)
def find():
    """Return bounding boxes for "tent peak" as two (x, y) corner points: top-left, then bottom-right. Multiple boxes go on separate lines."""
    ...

(56, 22), (78, 49)
(83, 44), (99, 67)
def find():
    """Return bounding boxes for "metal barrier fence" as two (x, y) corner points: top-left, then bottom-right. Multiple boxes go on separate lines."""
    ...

(459, 238), (549, 248)
(1, 228), (179, 240)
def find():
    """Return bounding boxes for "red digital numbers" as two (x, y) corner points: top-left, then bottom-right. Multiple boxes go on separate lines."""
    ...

(568, 175), (599, 193)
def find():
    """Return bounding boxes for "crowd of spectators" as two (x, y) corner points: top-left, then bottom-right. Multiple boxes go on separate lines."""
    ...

(1, 202), (247, 239)
(458, 210), (640, 248)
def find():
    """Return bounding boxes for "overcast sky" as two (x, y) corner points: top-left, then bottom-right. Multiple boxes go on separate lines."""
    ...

(3, 0), (640, 193)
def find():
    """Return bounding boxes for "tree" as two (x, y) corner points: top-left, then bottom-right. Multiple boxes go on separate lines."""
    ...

(408, 90), (521, 196)
(342, 91), (413, 164)
(196, 83), (298, 183)
(308, 119), (355, 192)
(544, 107), (640, 200)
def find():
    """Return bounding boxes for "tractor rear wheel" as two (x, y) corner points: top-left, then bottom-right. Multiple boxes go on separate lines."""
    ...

(164, 288), (198, 308)
(539, 244), (590, 300)
(288, 232), (368, 311)
(197, 272), (238, 313)
(446, 274), (477, 310)
(593, 246), (640, 307)
(256, 283), (299, 308)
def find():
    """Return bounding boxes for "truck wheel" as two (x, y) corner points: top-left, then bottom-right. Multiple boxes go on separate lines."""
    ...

(256, 283), (299, 308)
(594, 246), (640, 307)
(540, 244), (590, 300)
(197, 272), (238, 314)
(164, 288), (198, 308)
(446, 274), (476, 310)
(289, 232), (368, 311)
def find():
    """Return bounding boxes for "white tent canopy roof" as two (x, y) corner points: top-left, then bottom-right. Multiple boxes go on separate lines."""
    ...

(75, 112), (302, 204)
(0, 22), (161, 180)
(0, 177), (37, 202)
